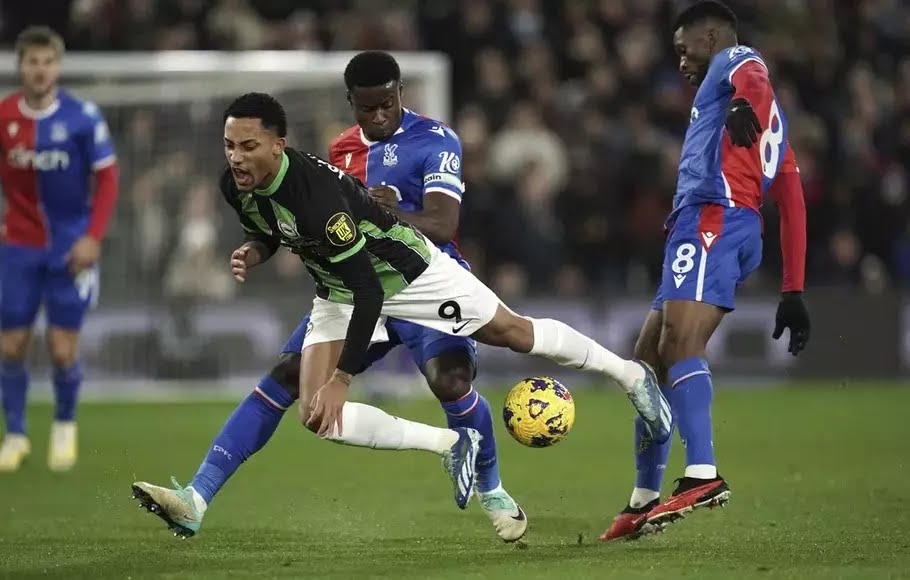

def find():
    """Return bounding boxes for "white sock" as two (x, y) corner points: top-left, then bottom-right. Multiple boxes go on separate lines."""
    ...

(684, 464), (718, 479)
(629, 487), (660, 509)
(187, 487), (209, 514)
(326, 402), (458, 454)
(528, 317), (636, 385)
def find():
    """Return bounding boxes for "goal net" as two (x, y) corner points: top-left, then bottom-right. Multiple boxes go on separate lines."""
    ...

(0, 51), (450, 397)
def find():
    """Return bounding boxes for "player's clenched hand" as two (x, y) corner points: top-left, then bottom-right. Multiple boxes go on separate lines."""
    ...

(230, 244), (262, 283)
(773, 291), (810, 355)
(66, 235), (101, 275)
(725, 97), (763, 147)
(368, 185), (400, 210)
(306, 371), (351, 437)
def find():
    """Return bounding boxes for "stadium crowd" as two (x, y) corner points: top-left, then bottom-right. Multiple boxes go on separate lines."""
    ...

(1, 0), (908, 301)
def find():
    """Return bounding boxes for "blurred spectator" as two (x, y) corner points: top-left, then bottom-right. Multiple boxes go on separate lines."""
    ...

(2, 0), (907, 299)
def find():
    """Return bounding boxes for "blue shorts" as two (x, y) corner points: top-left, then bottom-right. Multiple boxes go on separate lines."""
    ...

(281, 314), (477, 375)
(1, 244), (98, 330)
(651, 204), (762, 312)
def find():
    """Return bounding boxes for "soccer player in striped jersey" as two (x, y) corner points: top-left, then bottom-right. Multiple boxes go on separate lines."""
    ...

(0, 27), (118, 472)
(600, 1), (810, 541)
(133, 92), (671, 539)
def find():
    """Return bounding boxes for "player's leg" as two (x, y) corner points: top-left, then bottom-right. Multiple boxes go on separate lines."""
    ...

(392, 319), (527, 541)
(600, 307), (678, 541)
(44, 264), (98, 471)
(0, 245), (44, 472)
(131, 313), (400, 537)
(298, 300), (481, 509)
(382, 249), (672, 444)
(644, 205), (762, 527)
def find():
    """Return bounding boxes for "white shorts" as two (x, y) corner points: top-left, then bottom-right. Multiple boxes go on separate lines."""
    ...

(302, 242), (501, 350)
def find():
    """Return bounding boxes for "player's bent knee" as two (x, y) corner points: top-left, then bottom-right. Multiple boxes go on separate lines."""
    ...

(425, 355), (474, 403)
(1, 331), (30, 362)
(658, 321), (706, 367)
(269, 353), (301, 401)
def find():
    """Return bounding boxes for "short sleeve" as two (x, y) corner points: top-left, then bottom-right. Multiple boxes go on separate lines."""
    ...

(421, 125), (465, 202)
(81, 101), (116, 170)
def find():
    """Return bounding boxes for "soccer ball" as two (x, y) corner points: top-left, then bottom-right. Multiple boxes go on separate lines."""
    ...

(502, 377), (575, 448)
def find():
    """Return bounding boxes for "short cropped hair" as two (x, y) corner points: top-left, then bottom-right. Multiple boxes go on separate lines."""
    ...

(674, 1), (738, 32)
(344, 51), (401, 91)
(223, 93), (288, 137)
(15, 26), (65, 62)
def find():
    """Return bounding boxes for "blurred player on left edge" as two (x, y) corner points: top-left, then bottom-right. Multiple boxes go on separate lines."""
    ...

(0, 27), (119, 472)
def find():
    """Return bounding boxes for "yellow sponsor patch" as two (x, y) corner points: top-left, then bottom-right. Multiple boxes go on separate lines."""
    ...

(325, 212), (356, 246)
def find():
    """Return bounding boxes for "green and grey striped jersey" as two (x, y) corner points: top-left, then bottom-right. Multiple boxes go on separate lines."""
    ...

(220, 148), (432, 304)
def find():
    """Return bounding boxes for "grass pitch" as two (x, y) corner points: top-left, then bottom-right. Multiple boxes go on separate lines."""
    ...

(1, 383), (908, 579)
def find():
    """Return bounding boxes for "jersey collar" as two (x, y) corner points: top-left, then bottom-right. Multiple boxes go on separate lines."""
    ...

(254, 151), (289, 196)
(358, 108), (418, 146)
(17, 93), (60, 120)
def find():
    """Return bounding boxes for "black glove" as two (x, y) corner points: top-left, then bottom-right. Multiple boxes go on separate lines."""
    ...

(772, 291), (810, 355)
(725, 97), (762, 147)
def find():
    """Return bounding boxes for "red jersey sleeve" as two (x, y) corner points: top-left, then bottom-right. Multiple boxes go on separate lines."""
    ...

(768, 144), (806, 292)
(86, 162), (119, 241)
(730, 59), (772, 110)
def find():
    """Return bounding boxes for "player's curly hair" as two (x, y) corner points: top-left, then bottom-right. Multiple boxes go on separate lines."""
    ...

(344, 51), (401, 92)
(674, 0), (738, 32)
(223, 92), (287, 137)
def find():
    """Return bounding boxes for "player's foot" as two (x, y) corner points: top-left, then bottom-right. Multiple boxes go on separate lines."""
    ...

(48, 421), (77, 472)
(0, 433), (30, 472)
(645, 475), (731, 527)
(441, 427), (482, 510)
(623, 361), (672, 444)
(598, 500), (662, 541)
(131, 477), (206, 538)
(478, 486), (528, 542)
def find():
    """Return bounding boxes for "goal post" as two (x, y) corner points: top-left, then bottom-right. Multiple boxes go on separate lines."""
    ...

(0, 51), (450, 397)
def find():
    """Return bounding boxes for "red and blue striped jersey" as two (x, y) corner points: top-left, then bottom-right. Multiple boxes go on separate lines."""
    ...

(328, 109), (467, 268)
(0, 90), (116, 256)
(672, 45), (791, 222)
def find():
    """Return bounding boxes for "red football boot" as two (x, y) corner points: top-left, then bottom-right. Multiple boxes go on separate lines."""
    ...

(598, 500), (662, 541)
(645, 476), (731, 528)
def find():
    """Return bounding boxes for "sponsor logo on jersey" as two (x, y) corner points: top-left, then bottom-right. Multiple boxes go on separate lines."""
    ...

(7, 145), (70, 171)
(438, 151), (460, 173)
(430, 125), (446, 137)
(344, 152), (353, 168)
(326, 212), (356, 246)
(7, 122), (18, 137)
(383, 143), (398, 167)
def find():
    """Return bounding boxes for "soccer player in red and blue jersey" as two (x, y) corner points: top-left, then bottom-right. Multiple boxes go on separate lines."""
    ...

(0, 27), (118, 472)
(600, 1), (810, 540)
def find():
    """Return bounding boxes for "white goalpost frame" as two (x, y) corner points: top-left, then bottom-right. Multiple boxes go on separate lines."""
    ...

(0, 51), (451, 122)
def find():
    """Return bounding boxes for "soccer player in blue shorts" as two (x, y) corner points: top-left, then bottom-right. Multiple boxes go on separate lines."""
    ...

(0, 27), (118, 472)
(133, 54), (671, 541)
(600, 1), (811, 541)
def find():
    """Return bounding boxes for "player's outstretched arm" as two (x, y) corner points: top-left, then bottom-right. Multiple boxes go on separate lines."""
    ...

(769, 144), (810, 355)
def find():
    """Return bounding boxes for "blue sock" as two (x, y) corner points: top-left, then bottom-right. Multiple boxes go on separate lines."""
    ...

(634, 386), (674, 492)
(1, 360), (28, 434)
(53, 362), (83, 422)
(442, 388), (501, 493)
(190, 375), (293, 505)
(668, 357), (716, 472)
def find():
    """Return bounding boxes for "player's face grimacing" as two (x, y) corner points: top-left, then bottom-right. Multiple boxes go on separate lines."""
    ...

(223, 116), (286, 191)
(19, 46), (60, 101)
(349, 81), (403, 142)
(674, 25), (713, 87)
